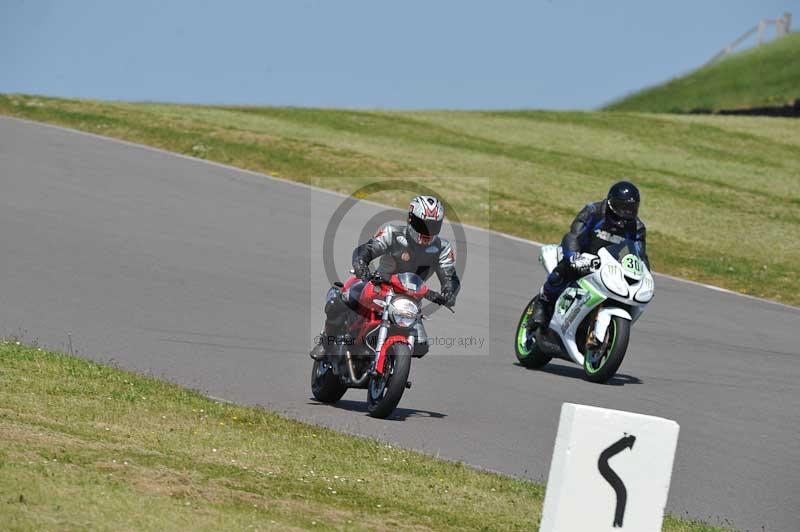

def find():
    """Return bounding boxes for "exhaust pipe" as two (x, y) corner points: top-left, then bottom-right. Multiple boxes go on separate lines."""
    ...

(346, 351), (370, 386)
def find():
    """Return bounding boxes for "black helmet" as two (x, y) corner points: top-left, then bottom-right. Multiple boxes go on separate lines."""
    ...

(607, 181), (640, 220)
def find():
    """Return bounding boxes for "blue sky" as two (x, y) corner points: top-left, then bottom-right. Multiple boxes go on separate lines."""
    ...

(2, 0), (797, 109)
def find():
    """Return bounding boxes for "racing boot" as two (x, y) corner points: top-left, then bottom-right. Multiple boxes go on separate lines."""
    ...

(308, 331), (328, 360)
(529, 291), (554, 332)
(310, 284), (349, 360)
(309, 331), (326, 360)
(412, 322), (429, 358)
(309, 328), (351, 360)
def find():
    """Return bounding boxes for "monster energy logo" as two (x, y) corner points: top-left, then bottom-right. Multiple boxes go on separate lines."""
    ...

(557, 288), (578, 315)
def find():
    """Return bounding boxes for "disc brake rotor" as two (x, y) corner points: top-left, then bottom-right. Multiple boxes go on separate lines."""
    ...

(370, 357), (395, 399)
(587, 327), (611, 368)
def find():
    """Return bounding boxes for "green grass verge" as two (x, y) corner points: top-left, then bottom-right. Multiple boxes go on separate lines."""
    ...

(0, 342), (726, 531)
(606, 33), (800, 112)
(1, 94), (799, 306)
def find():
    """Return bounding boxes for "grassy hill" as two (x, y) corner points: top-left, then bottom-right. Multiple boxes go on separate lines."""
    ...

(2, 94), (799, 305)
(606, 32), (800, 113)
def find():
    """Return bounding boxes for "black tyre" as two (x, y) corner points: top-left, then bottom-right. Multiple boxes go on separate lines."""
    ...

(515, 296), (552, 369)
(311, 359), (347, 403)
(366, 343), (412, 419)
(583, 316), (630, 383)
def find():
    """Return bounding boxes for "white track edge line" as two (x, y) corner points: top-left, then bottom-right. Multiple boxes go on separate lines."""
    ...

(4, 115), (798, 313)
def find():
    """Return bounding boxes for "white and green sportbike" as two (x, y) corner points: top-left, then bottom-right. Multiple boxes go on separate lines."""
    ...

(515, 239), (654, 383)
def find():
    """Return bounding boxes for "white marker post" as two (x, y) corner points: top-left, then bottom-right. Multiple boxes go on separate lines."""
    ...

(539, 403), (680, 532)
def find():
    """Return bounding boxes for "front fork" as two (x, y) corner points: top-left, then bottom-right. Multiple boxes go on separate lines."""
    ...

(586, 307), (633, 351)
(585, 308), (604, 349)
(372, 324), (415, 375)
(372, 293), (393, 374)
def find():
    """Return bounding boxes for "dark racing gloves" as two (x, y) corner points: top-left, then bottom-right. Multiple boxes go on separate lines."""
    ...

(440, 290), (457, 308)
(425, 290), (455, 308)
(353, 259), (371, 280)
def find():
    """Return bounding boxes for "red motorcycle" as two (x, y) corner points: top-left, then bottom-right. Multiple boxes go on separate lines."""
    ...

(310, 271), (452, 419)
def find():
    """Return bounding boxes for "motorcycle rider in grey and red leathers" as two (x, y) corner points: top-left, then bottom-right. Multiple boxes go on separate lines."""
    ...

(311, 195), (460, 359)
(530, 181), (650, 330)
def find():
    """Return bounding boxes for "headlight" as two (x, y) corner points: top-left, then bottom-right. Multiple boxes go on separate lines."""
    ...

(601, 264), (629, 298)
(390, 297), (419, 328)
(635, 274), (654, 303)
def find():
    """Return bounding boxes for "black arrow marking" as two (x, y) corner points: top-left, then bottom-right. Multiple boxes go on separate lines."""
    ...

(598, 434), (636, 528)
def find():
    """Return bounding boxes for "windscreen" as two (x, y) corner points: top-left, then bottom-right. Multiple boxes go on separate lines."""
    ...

(605, 239), (643, 261)
(606, 239), (647, 277)
(394, 272), (425, 293)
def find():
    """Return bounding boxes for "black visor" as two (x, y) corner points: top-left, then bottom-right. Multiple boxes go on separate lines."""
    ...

(409, 215), (443, 236)
(609, 198), (639, 220)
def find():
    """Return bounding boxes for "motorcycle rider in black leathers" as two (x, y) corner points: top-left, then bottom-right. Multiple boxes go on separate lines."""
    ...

(311, 195), (460, 359)
(530, 181), (650, 330)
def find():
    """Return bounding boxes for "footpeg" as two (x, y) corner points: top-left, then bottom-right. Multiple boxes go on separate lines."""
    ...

(405, 381), (412, 389)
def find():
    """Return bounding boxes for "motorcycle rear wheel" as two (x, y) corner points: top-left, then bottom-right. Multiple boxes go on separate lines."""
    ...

(311, 359), (347, 403)
(515, 296), (552, 369)
(583, 316), (630, 383)
(367, 343), (412, 419)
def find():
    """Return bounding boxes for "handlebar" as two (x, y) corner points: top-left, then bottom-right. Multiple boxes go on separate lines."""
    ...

(570, 253), (601, 275)
(350, 268), (389, 284)
(349, 269), (454, 313)
(424, 290), (455, 313)
(369, 271), (391, 285)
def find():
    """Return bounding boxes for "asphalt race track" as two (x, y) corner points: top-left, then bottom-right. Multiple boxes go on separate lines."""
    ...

(2, 117), (799, 531)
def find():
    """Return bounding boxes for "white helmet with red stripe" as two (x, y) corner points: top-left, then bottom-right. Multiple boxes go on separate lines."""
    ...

(407, 195), (444, 245)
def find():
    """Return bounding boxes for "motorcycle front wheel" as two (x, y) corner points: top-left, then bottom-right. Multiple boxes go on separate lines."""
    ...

(366, 343), (412, 419)
(583, 316), (631, 383)
(515, 296), (552, 369)
(311, 359), (347, 403)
